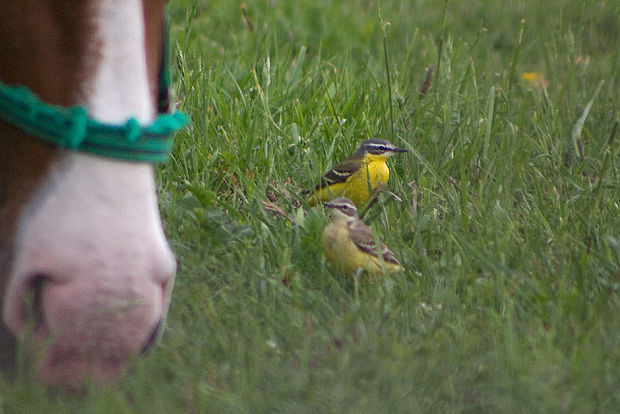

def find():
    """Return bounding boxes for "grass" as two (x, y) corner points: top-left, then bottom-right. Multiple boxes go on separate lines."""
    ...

(1, 0), (619, 412)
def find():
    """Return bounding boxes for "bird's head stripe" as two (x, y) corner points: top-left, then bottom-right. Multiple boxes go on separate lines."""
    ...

(364, 143), (388, 149)
(358, 139), (407, 155)
(324, 198), (358, 215)
(333, 202), (354, 211)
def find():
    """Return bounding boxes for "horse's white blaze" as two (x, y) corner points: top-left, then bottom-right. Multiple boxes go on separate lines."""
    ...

(2, 0), (176, 386)
(88, 0), (154, 123)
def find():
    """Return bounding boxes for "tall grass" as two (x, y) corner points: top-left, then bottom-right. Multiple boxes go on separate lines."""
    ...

(1, 0), (618, 412)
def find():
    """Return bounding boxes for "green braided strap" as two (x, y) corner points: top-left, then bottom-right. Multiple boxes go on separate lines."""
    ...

(0, 81), (189, 163)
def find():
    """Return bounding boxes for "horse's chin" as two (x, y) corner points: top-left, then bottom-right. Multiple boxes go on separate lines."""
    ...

(37, 344), (131, 390)
(33, 319), (160, 390)
(26, 278), (165, 390)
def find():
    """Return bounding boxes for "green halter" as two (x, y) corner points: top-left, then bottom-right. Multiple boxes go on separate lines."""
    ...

(0, 20), (188, 163)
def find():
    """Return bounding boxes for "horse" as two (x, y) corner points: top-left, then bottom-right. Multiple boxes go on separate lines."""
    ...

(0, 0), (187, 389)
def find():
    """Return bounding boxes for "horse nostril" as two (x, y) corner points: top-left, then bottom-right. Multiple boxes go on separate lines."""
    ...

(27, 274), (49, 328)
(139, 280), (170, 354)
(140, 318), (162, 354)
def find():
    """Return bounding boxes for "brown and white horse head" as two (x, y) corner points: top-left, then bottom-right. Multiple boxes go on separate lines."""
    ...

(0, 0), (177, 388)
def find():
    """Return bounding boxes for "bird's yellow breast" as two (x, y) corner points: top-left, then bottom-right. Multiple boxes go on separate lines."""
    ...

(309, 155), (390, 207)
(322, 219), (401, 278)
(346, 156), (390, 206)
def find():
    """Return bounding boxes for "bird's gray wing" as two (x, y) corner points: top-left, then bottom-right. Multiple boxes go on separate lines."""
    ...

(315, 155), (364, 190)
(349, 221), (400, 266)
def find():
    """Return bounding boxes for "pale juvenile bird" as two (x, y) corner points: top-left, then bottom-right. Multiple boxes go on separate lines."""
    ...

(307, 139), (407, 207)
(322, 198), (403, 277)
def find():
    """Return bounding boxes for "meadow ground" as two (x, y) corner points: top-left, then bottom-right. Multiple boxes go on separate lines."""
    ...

(1, 0), (618, 412)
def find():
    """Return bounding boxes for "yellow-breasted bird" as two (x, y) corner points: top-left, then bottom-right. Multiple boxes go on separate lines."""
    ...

(322, 198), (402, 277)
(306, 139), (407, 207)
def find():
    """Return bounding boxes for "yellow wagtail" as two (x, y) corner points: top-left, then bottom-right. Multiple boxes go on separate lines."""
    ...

(307, 139), (407, 207)
(322, 198), (403, 277)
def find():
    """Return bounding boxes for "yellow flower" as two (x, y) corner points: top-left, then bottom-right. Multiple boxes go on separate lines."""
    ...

(522, 72), (541, 82)
(521, 72), (549, 89)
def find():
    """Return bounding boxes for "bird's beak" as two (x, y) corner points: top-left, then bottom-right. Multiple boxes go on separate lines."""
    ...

(393, 147), (408, 153)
